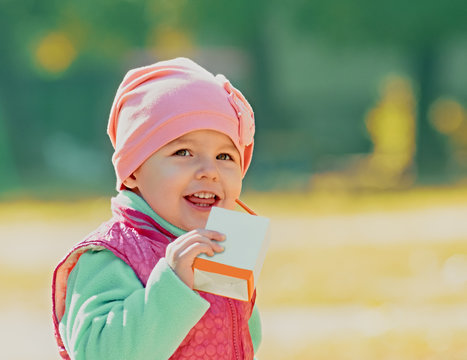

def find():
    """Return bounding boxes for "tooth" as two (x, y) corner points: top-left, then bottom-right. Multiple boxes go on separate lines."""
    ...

(194, 192), (215, 199)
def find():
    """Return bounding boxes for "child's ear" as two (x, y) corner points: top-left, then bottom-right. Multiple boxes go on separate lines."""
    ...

(122, 173), (138, 189)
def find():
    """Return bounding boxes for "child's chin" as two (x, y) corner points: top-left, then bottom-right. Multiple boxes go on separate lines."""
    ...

(180, 217), (209, 231)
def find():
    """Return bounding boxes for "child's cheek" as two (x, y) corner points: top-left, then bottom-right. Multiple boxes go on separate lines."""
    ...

(228, 181), (243, 210)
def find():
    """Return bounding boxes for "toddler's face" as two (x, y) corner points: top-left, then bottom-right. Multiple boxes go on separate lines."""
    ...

(125, 130), (243, 231)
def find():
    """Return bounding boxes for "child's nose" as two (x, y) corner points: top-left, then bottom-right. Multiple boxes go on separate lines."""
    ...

(195, 158), (219, 181)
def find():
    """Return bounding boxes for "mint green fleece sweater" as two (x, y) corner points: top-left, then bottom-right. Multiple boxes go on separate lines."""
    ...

(59, 193), (262, 359)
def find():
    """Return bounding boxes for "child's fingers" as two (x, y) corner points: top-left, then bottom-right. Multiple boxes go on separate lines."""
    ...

(180, 242), (217, 259)
(175, 232), (222, 250)
(167, 232), (224, 261)
(166, 230), (226, 289)
(172, 229), (225, 246)
(166, 240), (220, 289)
(200, 229), (226, 242)
(166, 240), (221, 277)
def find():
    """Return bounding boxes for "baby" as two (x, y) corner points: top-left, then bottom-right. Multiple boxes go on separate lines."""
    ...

(52, 58), (261, 360)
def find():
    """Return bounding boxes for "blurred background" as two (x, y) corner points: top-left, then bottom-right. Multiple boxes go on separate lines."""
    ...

(1, 0), (467, 359)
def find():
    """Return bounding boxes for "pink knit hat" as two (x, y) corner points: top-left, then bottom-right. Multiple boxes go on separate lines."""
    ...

(107, 57), (255, 190)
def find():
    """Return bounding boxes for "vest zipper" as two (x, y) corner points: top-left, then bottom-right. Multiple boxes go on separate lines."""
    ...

(228, 298), (241, 360)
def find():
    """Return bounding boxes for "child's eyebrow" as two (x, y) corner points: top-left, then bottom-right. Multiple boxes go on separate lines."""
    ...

(221, 143), (238, 153)
(169, 138), (190, 146)
(169, 137), (238, 153)
(167, 137), (196, 148)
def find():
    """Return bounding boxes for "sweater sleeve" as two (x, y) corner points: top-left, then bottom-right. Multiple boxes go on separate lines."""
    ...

(59, 249), (210, 360)
(249, 304), (262, 353)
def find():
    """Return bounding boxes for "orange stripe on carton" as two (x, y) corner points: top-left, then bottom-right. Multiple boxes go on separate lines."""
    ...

(193, 257), (255, 301)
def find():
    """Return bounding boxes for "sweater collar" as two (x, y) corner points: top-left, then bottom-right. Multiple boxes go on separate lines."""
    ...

(116, 190), (186, 238)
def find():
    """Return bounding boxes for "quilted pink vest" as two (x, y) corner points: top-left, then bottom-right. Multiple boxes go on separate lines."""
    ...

(52, 198), (255, 360)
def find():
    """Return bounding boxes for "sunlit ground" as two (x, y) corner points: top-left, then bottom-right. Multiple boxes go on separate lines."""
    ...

(2, 186), (467, 359)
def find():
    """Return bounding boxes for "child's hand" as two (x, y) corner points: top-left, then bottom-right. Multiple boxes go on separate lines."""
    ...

(166, 229), (225, 289)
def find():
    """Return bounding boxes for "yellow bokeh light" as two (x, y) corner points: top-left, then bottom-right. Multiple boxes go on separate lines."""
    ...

(148, 25), (193, 58)
(363, 75), (416, 187)
(35, 31), (77, 74)
(429, 98), (465, 135)
(311, 74), (417, 191)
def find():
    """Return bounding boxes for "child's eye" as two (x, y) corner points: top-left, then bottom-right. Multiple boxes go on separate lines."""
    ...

(174, 149), (191, 156)
(217, 153), (232, 161)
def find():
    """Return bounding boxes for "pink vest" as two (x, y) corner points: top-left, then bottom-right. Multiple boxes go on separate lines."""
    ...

(52, 199), (255, 360)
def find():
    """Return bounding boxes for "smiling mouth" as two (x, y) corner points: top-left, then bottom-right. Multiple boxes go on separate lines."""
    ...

(184, 192), (220, 208)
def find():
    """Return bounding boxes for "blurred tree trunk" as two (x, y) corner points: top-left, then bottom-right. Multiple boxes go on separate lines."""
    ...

(0, 103), (19, 192)
(248, 28), (276, 130)
(0, 10), (19, 193)
(413, 44), (447, 179)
